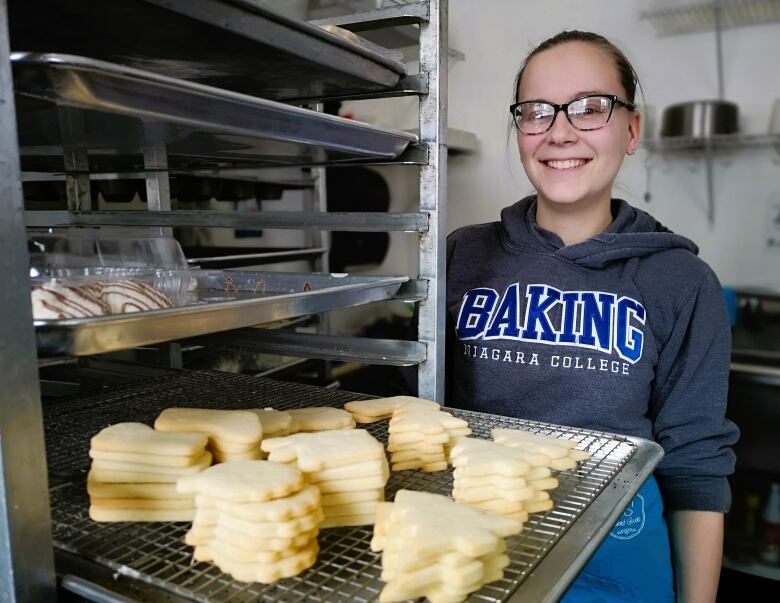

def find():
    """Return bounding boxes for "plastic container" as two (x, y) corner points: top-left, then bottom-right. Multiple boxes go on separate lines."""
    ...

(28, 228), (192, 318)
(28, 227), (188, 274)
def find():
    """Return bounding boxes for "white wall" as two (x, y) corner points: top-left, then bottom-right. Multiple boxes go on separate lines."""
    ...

(345, 0), (780, 289)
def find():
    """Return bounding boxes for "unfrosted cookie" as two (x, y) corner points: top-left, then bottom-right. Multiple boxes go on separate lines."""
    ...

(371, 490), (522, 603)
(91, 422), (207, 457)
(248, 408), (294, 437)
(195, 484), (320, 523)
(287, 407), (356, 432)
(177, 460), (303, 503)
(315, 472), (389, 494)
(185, 525), (317, 551)
(450, 438), (533, 477)
(492, 428), (590, 469)
(205, 537), (310, 564)
(453, 465), (551, 485)
(89, 447), (204, 468)
(304, 459), (387, 483)
(198, 506), (324, 538)
(196, 540), (318, 584)
(491, 428), (579, 449)
(469, 498), (526, 515)
(261, 429), (385, 471)
(88, 497), (195, 510)
(389, 408), (469, 435)
(320, 488), (384, 507)
(155, 408), (262, 445)
(90, 450), (212, 476)
(87, 474), (191, 500)
(391, 459), (448, 473)
(453, 484), (534, 504)
(344, 396), (439, 421)
(89, 506), (194, 522)
(211, 447), (264, 463)
(321, 513), (379, 529)
(523, 499), (554, 514)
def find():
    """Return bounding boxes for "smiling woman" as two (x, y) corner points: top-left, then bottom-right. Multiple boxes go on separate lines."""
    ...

(514, 37), (641, 244)
(445, 30), (739, 603)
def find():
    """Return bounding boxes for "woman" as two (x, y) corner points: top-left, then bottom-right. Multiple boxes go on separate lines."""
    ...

(446, 31), (739, 602)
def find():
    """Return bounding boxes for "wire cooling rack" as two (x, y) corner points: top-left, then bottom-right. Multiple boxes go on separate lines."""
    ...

(44, 370), (661, 602)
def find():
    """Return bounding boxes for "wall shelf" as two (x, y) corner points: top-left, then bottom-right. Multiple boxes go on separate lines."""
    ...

(640, 0), (780, 37)
(644, 132), (780, 152)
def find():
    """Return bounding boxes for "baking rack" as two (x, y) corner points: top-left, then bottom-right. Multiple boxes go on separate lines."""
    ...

(45, 371), (662, 603)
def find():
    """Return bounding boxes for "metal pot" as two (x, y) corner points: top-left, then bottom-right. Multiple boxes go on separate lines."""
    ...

(660, 100), (739, 137)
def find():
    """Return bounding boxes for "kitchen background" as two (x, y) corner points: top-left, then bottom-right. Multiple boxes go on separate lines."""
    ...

(88, 0), (780, 596)
(257, 0), (780, 597)
(240, 0), (780, 331)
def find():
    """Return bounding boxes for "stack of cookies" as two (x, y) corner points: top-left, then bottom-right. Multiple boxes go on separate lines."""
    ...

(371, 490), (521, 603)
(178, 460), (322, 583)
(154, 408), (263, 463)
(492, 428), (591, 471)
(343, 396), (439, 424)
(387, 405), (471, 472)
(286, 407), (356, 432)
(450, 437), (560, 521)
(262, 429), (388, 528)
(246, 409), (295, 458)
(88, 423), (209, 522)
(250, 408), (295, 438)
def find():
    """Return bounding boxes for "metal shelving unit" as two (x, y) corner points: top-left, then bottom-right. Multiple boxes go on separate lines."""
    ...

(0, 0), (448, 597)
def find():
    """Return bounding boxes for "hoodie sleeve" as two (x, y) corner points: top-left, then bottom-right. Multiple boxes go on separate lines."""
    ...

(650, 267), (739, 513)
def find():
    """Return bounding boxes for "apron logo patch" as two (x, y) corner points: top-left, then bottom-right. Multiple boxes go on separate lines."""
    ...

(609, 493), (646, 540)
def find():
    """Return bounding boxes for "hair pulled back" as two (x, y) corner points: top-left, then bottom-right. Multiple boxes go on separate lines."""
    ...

(513, 30), (641, 105)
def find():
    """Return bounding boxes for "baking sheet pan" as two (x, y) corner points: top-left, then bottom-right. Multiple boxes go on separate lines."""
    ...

(35, 271), (408, 357)
(13, 53), (418, 172)
(8, 0), (406, 101)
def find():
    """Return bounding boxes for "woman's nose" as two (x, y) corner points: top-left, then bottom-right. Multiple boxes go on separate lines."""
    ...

(546, 110), (577, 143)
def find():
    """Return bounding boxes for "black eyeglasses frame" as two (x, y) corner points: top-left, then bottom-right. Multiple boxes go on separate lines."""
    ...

(509, 94), (636, 135)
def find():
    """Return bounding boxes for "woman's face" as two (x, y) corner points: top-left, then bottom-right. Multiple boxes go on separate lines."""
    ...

(516, 41), (640, 209)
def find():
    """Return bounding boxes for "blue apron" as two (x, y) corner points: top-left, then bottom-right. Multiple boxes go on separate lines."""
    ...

(561, 476), (675, 602)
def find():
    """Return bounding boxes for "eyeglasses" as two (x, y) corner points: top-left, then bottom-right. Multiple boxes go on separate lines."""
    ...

(509, 94), (636, 135)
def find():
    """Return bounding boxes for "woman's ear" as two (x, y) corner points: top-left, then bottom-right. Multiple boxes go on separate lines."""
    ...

(626, 110), (641, 156)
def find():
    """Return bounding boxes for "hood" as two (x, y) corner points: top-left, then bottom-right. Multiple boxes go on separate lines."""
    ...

(500, 196), (698, 269)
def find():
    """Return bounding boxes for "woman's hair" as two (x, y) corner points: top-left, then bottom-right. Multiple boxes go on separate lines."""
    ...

(513, 30), (641, 104)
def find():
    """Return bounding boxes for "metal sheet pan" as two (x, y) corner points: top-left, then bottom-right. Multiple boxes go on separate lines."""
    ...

(12, 53), (418, 172)
(8, 0), (406, 101)
(35, 271), (408, 357)
(44, 371), (664, 603)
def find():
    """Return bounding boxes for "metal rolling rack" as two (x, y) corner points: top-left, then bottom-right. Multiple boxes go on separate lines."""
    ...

(44, 370), (662, 603)
(0, 0), (447, 598)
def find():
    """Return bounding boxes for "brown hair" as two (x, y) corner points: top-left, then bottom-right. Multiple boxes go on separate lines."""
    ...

(513, 30), (641, 104)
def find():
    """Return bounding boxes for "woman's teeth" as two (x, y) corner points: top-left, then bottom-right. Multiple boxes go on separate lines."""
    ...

(544, 159), (588, 169)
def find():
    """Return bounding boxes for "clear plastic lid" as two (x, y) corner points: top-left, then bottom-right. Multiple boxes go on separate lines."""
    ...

(28, 228), (192, 318)
(28, 227), (188, 276)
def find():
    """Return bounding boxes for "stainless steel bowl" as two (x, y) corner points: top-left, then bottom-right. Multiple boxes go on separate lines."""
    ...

(660, 100), (739, 137)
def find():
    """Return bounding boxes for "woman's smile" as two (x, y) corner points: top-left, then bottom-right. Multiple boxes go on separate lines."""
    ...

(541, 158), (592, 170)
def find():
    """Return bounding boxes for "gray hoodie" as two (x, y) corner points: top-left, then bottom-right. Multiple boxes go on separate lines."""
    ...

(446, 196), (739, 513)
